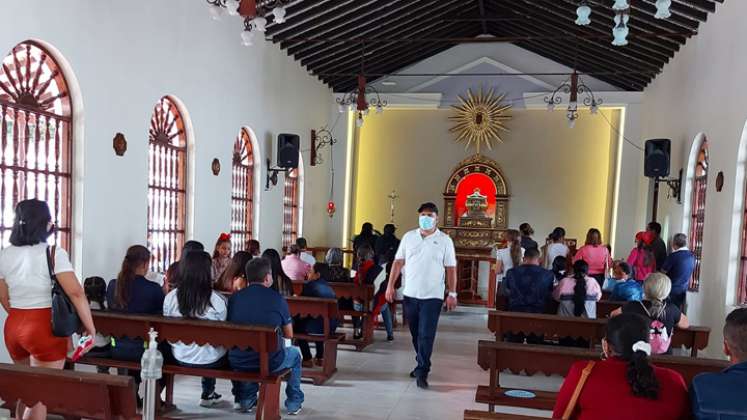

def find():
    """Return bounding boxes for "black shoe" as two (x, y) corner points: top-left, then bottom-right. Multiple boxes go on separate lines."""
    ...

(409, 369), (417, 378)
(416, 376), (429, 389)
(387, 335), (394, 341)
(353, 330), (363, 340)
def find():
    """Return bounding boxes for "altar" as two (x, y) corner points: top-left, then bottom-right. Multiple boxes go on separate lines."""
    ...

(441, 154), (510, 307)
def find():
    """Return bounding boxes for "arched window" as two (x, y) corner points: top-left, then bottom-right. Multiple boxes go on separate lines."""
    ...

(282, 168), (300, 249)
(0, 41), (73, 249)
(688, 139), (708, 291)
(231, 128), (255, 253)
(147, 96), (188, 273)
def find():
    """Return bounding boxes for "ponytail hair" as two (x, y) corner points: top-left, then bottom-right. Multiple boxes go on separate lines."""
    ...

(572, 260), (589, 317)
(114, 245), (151, 310)
(606, 313), (660, 399)
(549, 227), (566, 243)
(643, 273), (671, 319)
(505, 229), (522, 267)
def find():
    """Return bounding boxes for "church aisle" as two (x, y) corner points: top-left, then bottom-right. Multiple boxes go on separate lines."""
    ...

(165, 306), (557, 419)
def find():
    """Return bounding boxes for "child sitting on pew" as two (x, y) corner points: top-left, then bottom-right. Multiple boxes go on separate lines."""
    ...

(215, 251), (252, 292)
(609, 261), (643, 302)
(163, 251), (243, 409)
(295, 263), (337, 367)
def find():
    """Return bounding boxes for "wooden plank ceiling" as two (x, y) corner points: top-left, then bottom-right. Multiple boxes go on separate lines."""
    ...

(263, 0), (723, 92)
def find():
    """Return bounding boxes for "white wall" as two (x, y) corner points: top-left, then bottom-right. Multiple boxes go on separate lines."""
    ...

(0, 1), (334, 362)
(639, 0), (742, 357)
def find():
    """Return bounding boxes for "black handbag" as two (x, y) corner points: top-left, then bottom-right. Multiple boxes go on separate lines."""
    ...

(47, 246), (80, 337)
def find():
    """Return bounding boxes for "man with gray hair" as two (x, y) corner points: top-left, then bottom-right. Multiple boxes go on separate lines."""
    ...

(660, 233), (695, 310)
(690, 308), (747, 418)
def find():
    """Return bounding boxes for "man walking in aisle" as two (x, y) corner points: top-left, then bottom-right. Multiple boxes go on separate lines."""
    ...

(386, 202), (457, 389)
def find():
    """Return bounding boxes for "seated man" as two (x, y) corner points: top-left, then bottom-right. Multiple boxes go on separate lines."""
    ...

(227, 257), (304, 415)
(500, 248), (554, 343)
(690, 308), (747, 419)
(609, 261), (643, 302)
(296, 237), (316, 267)
(282, 244), (311, 281)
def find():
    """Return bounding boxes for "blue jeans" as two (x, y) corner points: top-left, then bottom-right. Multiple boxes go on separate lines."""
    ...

(381, 304), (393, 337)
(176, 356), (242, 400)
(403, 296), (443, 378)
(232, 346), (304, 412)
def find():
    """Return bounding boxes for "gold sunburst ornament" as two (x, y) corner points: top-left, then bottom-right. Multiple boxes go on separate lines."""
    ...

(449, 87), (512, 153)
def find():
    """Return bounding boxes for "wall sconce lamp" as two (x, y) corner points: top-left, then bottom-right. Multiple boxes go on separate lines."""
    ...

(310, 127), (337, 166)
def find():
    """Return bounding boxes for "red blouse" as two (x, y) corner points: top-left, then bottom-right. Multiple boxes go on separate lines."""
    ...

(552, 358), (690, 420)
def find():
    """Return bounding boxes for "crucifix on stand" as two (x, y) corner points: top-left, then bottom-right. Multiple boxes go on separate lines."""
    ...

(388, 190), (399, 223)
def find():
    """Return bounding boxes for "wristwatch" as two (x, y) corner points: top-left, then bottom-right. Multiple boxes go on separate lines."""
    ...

(448, 292), (458, 298)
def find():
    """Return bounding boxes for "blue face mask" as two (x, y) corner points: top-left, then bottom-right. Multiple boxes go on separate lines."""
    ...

(419, 215), (436, 231)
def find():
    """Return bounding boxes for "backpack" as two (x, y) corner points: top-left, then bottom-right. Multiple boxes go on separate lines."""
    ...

(639, 301), (671, 354)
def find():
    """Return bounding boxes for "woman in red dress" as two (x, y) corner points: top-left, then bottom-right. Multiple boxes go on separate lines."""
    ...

(552, 313), (690, 420)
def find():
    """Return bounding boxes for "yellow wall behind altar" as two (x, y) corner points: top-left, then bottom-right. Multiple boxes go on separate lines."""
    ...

(352, 108), (621, 250)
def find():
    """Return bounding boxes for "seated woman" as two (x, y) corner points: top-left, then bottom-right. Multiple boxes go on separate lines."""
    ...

(164, 240), (205, 293)
(107, 245), (166, 395)
(553, 260), (602, 319)
(552, 313), (690, 420)
(295, 263), (338, 367)
(262, 248), (295, 296)
(551, 255), (568, 286)
(612, 273), (689, 355)
(215, 251), (252, 292)
(609, 261), (643, 302)
(163, 251), (242, 408)
(351, 244), (387, 340)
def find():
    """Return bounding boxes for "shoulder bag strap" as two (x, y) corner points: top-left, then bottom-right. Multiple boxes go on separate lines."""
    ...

(46, 245), (58, 284)
(562, 360), (595, 420)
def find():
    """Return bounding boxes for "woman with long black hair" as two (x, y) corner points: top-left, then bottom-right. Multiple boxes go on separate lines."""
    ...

(163, 251), (241, 408)
(552, 313), (689, 419)
(107, 245), (165, 398)
(553, 260), (602, 318)
(215, 251), (252, 292)
(0, 199), (96, 420)
(262, 248), (294, 296)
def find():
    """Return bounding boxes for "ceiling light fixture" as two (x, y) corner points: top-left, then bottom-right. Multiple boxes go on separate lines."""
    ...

(655, 0), (672, 19)
(336, 74), (387, 128)
(544, 71), (602, 129)
(207, 0), (289, 46)
(612, 0), (630, 11)
(575, 1), (592, 26)
(612, 11), (630, 46)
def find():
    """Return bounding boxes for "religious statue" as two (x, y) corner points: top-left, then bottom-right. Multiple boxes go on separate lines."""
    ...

(458, 188), (493, 228)
(388, 190), (399, 223)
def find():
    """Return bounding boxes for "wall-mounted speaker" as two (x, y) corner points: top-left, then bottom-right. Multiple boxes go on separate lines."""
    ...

(644, 139), (671, 178)
(277, 133), (300, 169)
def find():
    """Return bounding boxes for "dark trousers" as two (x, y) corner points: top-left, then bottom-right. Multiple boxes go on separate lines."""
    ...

(668, 291), (687, 312)
(403, 296), (442, 379)
(177, 356), (242, 400)
(590, 273), (605, 289)
(298, 340), (324, 360)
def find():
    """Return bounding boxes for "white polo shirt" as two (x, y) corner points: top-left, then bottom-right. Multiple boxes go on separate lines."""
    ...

(395, 228), (457, 300)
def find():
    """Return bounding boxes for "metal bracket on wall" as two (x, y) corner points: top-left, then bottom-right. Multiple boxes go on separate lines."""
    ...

(265, 157), (289, 190)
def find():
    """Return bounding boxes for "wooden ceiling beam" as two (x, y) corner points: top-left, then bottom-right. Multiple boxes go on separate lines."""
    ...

(303, 2), (476, 73)
(287, 0), (446, 57)
(637, 0), (708, 23)
(266, 0), (355, 36)
(277, 0), (391, 48)
(489, 21), (651, 89)
(295, 0), (451, 64)
(498, 1), (673, 66)
(505, 0), (676, 62)
(327, 24), (478, 90)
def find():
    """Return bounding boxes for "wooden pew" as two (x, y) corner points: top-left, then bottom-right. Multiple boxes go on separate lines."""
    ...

(72, 311), (288, 420)
(487, 310), (710, 357)
(0, 363), (138, 420)
(286, 296), (343, 385)
(476, 340), (728, 412)
(464, 409), (548, 420)
(329, 281), (375, 351)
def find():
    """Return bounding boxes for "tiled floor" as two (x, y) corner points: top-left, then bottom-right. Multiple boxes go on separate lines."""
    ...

(156, 306), (559, 419)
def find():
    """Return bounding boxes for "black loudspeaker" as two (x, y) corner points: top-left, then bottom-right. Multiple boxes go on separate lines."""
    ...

(277, 133), (300, 169)
(644, 139), (671, 178)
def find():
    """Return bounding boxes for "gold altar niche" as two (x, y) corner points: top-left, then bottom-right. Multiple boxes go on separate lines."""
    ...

(441, 154), (510, 307)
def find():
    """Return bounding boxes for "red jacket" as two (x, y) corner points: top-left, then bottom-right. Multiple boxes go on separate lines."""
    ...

(552, 358), (690, 420)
